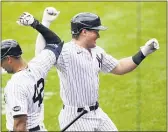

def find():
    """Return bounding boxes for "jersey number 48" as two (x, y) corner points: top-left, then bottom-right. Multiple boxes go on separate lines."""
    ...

(33, 78), (44, 107)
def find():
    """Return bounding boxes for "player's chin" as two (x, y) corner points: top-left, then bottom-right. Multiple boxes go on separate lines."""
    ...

(90, 43), (96, 48)
(6, 69), (14, 74)
(89, 45), (96, 49)
(7, 71), (14, 74)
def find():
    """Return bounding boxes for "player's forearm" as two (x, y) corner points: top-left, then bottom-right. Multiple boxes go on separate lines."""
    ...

(35, 34), (46, 56)
(35, 21), (51, 56)
(13, 115), (27, 132)
(112, 49), (148, 75)
(31, 19), (62, 45)
(112, 57), (137, 75)
(13, 125), (27, 132)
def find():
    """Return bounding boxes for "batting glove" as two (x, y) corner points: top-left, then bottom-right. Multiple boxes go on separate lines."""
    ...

(42, 7), (60, 23)
(17, 12), (35, 26)
(140, 38), (160, 56)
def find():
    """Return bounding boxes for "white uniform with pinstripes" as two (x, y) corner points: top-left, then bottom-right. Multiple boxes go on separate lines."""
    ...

(56, 41), (119, 131)
(4, 49), (56, 131)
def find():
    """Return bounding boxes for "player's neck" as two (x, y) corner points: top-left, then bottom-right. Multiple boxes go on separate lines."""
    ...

(72, 39), (89, 50)
(14, 59), (28, 73)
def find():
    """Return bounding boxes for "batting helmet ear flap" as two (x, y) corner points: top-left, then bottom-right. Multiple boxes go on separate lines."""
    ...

(71, 21), (89, 35)
(71, 22), (79, 34)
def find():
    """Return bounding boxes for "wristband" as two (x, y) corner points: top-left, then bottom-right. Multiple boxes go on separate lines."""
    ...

(132, 50), (146, 65)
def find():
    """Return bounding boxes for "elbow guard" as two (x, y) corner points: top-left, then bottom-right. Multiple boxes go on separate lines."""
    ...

(44, 41), (64, 60)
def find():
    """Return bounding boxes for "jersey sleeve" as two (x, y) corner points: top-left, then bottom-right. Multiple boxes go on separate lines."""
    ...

(28, 49), (56, 78)
(101, 52), (119, 73)
(95, 46), (119, 73)
(7, 83), (28, 117)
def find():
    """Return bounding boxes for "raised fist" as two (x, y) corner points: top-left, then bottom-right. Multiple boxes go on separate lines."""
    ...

(140, 38), (159, 56)
(42, 7), (60, 23)
(17, 12), (35, 26)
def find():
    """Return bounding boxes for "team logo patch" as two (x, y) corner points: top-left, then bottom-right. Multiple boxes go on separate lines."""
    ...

(12, 106), (21, 112)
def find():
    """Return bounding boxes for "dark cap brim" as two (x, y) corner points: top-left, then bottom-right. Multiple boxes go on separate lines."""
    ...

(90, 25), (107, 31)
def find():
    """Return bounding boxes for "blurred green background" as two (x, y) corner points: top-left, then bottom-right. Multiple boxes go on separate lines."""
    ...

(1, 2), (166, 131)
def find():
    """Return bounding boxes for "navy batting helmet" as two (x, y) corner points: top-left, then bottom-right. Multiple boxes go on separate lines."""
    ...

(1, 39), (22, 60)
(71, 12), (107, 35)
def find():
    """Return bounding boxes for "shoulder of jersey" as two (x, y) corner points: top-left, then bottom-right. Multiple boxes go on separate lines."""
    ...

(61, 42), (74, 52)
(62, 42), (72, 48)
(10, 70), (31, 84)
(6, 72), (27, 90)
(92, 46), (105, 53)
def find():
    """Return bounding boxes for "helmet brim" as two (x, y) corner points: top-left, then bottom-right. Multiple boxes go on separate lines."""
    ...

(90, 25), (107, 31)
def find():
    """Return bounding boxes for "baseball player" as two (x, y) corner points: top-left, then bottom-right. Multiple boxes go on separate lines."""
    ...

(35, 11), (159, 131)
(1, 8), (63, 131)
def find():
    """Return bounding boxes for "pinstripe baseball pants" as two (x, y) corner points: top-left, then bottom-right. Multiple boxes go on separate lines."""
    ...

(58, 106), (118, 131)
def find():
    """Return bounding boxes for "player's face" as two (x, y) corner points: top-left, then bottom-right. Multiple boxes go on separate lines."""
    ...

(80, 29), (100, 48)
(1, 56), (14, 74)
(85, 29), (100, 48)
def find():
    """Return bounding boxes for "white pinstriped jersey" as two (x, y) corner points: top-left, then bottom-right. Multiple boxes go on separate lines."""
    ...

(4, 49), (56, 130)
(55, 41), (119, 107)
